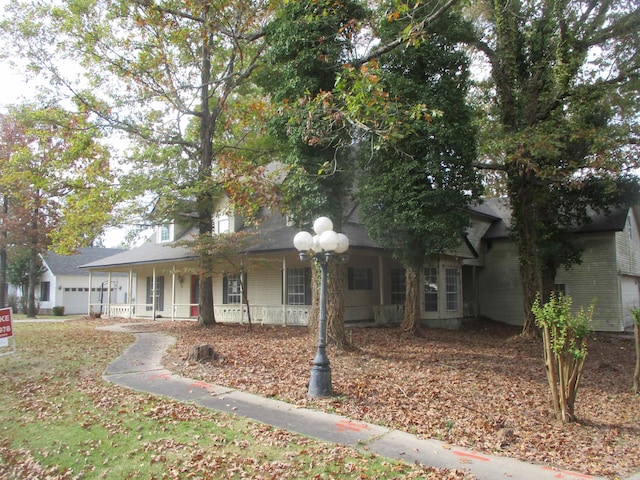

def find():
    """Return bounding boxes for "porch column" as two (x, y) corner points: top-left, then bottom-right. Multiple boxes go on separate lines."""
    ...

(128, 269), (133, 319)
(171, 267), (176, 321)
(282, 256), (287, 324)
(107, 271), (112, 318)
(152, 267), (156, 320)
(87, 270), (93, 315)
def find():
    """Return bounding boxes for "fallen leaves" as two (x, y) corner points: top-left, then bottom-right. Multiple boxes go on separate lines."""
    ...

(158, 320), (640, 479)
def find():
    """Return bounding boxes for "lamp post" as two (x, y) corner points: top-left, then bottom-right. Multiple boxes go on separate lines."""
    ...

(293, 216), (349, 398)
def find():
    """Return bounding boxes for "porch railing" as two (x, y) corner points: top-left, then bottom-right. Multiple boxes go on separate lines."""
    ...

(96, 303), (400, 326)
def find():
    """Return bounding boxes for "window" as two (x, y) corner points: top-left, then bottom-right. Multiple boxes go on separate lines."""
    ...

(445, 268), (459, 311)
(40, 281), (50, 302)
(348, 268), (373, 290)
(287, 268), (311, 305)
(145, 276), (165, 311)
(390, 269), (405, 305)
(424, 266), (438, 312)
(217, 215), (230, 234)
(223, 273), (244, 304)
(159, 225), (170, 242)
(553, 283), (566, 296)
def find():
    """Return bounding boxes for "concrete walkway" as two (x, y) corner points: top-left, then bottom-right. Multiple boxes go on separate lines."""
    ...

(100, 323), (637, 480)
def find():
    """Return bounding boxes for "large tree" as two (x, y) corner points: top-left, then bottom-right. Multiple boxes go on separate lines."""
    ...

(0, 104), (115, 316)
(258, 0), (369, 347)
(1, 0), (275, 325)
(464, 0), (640, 335)
(358, 8), (482, 335)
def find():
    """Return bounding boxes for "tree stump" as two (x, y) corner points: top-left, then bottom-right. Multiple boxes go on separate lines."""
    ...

(188, 344), (217, 362)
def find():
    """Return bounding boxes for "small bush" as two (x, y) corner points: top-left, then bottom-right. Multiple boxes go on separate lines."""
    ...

(52, 306), (65, 316)
(532, 293), (594, 422)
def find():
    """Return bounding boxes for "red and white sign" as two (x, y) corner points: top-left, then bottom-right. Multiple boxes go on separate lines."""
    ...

(0, 308), (13, 340)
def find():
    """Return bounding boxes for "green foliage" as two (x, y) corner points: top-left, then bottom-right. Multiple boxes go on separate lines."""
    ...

(52, 306), (65, 316)
(631, 308), (640, 327)
(258, 0), (370, 226)
(466, 0), (640, 334)
(358, 8), (482, 267)
(532, 293), (594, 361)
(0, 104), (116, 255)
(532, 292), (594, 422)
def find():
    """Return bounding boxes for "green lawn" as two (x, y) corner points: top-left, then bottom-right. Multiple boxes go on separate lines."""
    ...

(0, 321), (453, 479)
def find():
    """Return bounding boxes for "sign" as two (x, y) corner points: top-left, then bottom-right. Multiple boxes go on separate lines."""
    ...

(0, 308), (13, 340)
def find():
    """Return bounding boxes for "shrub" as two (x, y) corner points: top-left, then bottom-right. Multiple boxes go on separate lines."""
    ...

(52, 306), (65, 316)
(532, 293), (594, 423)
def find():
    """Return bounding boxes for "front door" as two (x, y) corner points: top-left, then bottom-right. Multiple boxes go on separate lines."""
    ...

(190, 275), (199, 317)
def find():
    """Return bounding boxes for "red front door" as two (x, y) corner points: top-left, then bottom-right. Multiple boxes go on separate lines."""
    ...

(190, 275), (199, 317)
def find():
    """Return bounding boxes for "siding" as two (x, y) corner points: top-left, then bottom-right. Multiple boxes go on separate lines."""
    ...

(616, 211), (640, 276)
(477, 239), (524, 326)
(555, 233), (621, 331)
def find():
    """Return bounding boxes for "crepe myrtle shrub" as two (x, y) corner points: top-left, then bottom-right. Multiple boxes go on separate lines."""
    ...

(532, 293), (595, 423)
(631, 308), (640, 394)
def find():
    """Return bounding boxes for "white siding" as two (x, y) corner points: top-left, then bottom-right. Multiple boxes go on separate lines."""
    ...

(616, 210), (640, 276)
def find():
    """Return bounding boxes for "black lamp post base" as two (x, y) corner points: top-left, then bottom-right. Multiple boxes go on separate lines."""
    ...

(308, 365), (332, 398)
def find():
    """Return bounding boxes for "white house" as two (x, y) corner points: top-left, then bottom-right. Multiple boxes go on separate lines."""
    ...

(473, 198), (640, 331)
(80, 200), (640, 332)
(38, 247), (128, 315)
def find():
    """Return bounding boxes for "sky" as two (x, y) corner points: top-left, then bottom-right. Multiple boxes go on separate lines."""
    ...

(0, 56), (135, 249)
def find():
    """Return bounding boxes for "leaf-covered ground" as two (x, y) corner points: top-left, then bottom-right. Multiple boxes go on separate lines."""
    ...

(157, 319), (640, 479)
(1, 321), (475, 480)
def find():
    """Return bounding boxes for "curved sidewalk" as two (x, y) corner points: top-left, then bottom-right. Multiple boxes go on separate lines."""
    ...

(100, 324), (633, 480)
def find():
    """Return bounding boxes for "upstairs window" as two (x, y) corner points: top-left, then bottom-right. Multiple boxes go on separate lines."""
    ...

(217, 215), (230, 234)
(159, 225), (171, 242)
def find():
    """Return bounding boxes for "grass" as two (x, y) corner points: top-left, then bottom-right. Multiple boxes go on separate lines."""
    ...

(0, 321), (466, 479)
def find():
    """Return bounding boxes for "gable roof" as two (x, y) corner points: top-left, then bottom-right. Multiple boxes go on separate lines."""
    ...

(43, 247), (128, 276)
(481, 197), (632, 239)
(81, 203), (497, 271)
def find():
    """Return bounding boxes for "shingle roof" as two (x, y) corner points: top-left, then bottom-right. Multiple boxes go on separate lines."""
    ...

(80, 235), (199, 269)
(43, 247), (128, 276)
(481, 197), (631, 239)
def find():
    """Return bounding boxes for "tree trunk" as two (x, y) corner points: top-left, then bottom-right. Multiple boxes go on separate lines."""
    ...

(326, 258), (347, 348)
(196, 14), (216, 328)
(0, 196), (7, 308)
(401, 265), (421, 335)
(27, 245), (39, 318)
(634, 321), (640, 394)
(509, 172), (542, 338)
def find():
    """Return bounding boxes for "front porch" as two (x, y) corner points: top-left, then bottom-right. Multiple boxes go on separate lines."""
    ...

(94, 303), (410, 327)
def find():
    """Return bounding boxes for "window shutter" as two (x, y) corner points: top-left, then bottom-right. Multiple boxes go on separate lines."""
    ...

(222, 275), (228, 304)
(242, 272), (247, 304)
(305, 267), (312, 305)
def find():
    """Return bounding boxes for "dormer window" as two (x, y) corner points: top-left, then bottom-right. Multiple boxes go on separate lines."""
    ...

(217, 215), (230, 234)
(159, 224), (172, 243)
